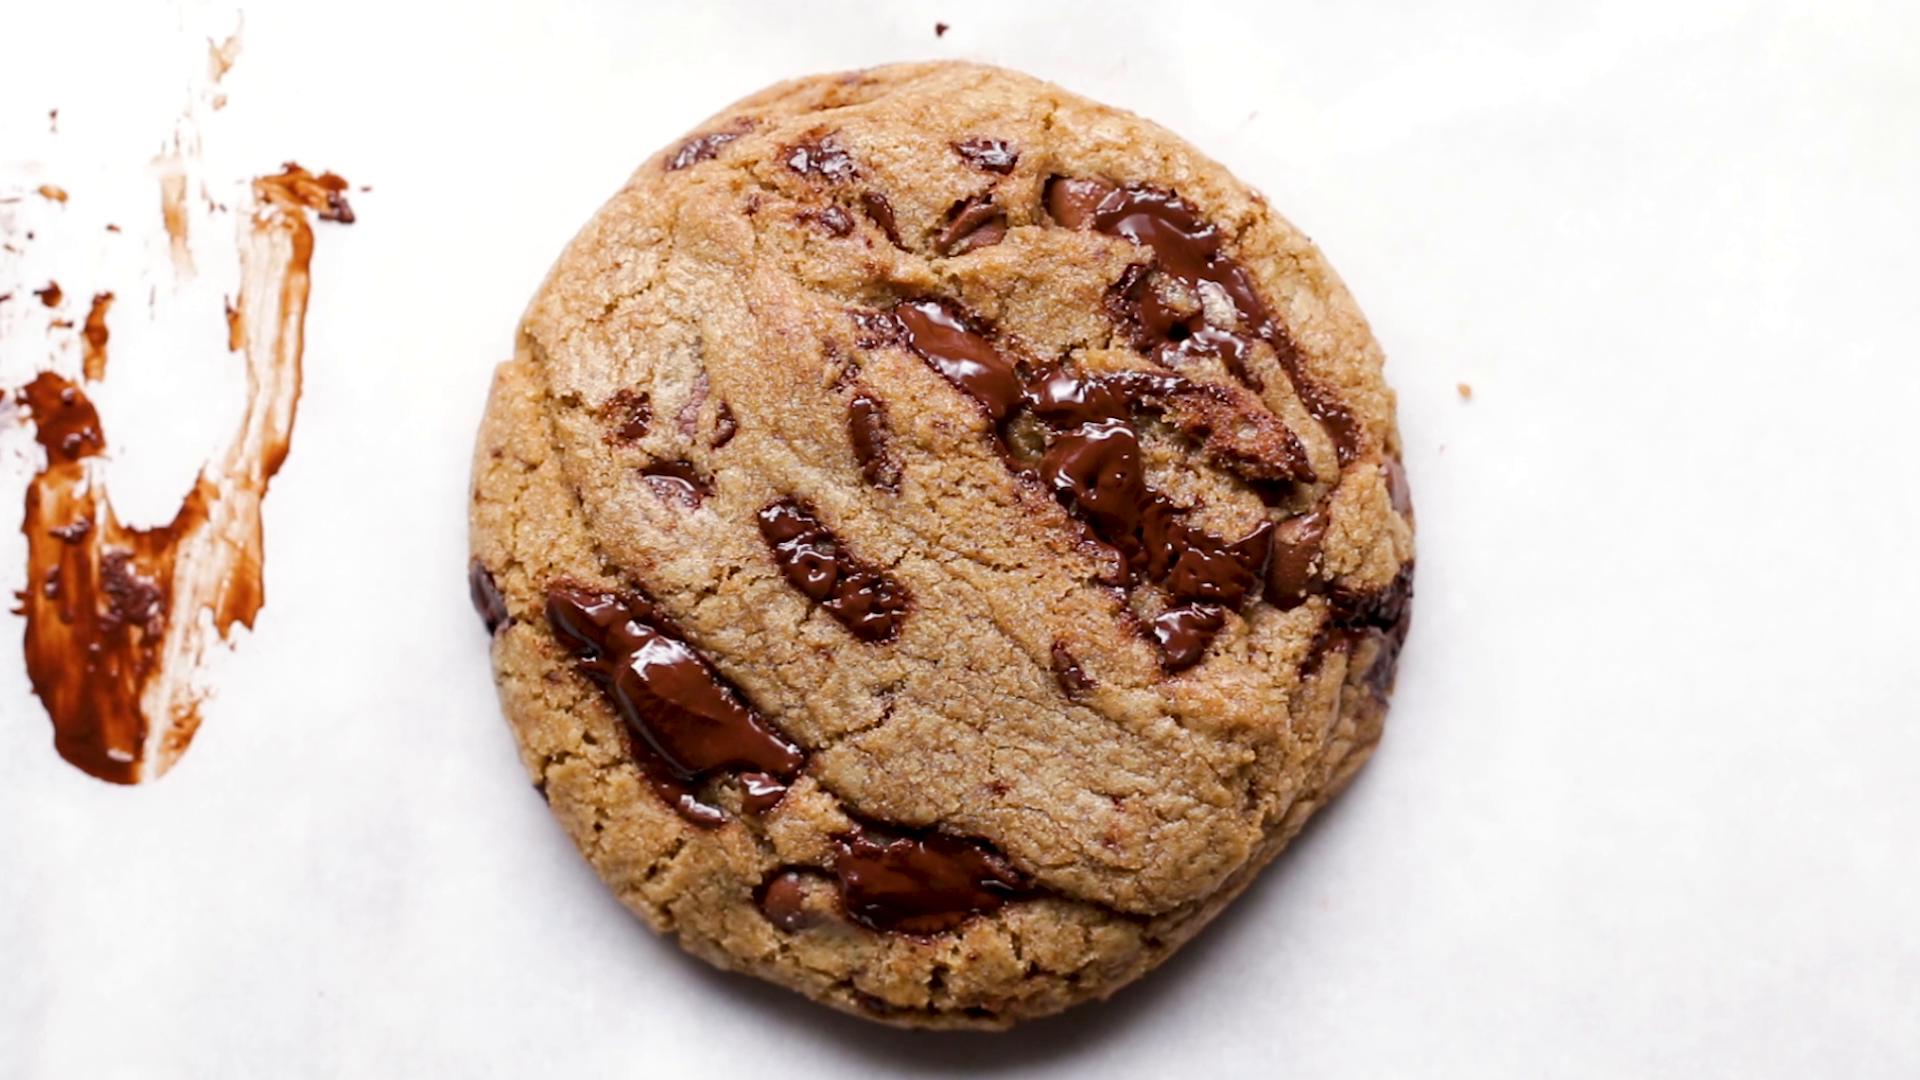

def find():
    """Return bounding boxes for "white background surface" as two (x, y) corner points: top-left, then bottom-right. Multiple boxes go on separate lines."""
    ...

(2, 1), (1917, 1076)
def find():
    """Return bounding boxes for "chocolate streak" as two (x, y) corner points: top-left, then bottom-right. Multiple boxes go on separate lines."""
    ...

(15, 164), (352, 783)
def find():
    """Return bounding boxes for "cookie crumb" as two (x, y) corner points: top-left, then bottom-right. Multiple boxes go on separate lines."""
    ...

(36, 185), (68, 204)
(1456, 382), (1473, 401)
(935, 21), (950, 37)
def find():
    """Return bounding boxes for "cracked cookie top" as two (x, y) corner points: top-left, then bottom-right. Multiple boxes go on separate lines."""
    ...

(471, 61), (1413, 1028)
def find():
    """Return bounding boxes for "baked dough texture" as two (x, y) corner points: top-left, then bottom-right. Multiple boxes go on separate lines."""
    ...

(470, 61), (1413, 1028)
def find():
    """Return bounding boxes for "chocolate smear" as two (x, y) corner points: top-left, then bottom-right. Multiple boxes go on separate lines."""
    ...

(14, 164), (352, 783)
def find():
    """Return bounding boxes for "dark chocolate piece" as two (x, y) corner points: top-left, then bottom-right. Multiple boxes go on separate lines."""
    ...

(640, 461), (710, 508)
(757, 499), (910, 643)
(602, 388), (651, 443)
(830, 825), (1026, 934)
(935, 195), (1006, 255)
(668, 119), (754, 171)
(951, 138), (1017, 174)
(469, 558), (509, 633)
(784, 133), (858, 182)
(546, 584), (805, 827)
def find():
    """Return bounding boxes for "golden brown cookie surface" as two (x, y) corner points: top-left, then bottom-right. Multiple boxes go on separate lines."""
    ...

(470, 61), (1413, 1028)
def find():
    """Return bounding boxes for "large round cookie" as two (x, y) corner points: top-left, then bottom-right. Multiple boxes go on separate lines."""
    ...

(469, 61), (1413, 1029)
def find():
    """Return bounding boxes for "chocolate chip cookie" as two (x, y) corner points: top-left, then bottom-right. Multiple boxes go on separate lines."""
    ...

(469, 61), (1413, 1029)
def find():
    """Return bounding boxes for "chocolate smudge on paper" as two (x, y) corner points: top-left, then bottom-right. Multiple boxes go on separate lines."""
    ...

(13, 164), (354, 784)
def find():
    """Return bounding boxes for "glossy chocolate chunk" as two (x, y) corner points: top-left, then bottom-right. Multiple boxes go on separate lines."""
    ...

(546, 584), (806, 823)
(639, 461), (710, 508)
(469, 559), (509, 633)
(757, 499), (910, 643)
(831, 825), (1026, 934)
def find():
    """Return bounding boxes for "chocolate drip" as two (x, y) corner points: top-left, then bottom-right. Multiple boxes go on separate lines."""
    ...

(546, 584), (805, 826)
(639, 461), (710, 508)
(951, 138), (1017, 174)
(469, 558), (509, 633)
(847, 392), (901, 491)
(667, 119), (754, 171)
(830, 824), (1026, 934)
(757, 499), (910, 643)
(1051, 177), (1365, 465)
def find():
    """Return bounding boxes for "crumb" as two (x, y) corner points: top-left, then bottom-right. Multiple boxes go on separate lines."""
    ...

(48, 108), (58, 133)
(935, 21), (949, 37)
(37, 184), (68, 204)
(1456, 382), (1473, 400)
(105, 223), (121, 233)
(34, 282), (62, 307)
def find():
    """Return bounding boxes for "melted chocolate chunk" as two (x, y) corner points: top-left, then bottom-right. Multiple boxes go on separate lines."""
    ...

(784, 133), (857, 182)
(1150, 605), (1226, 672)
(757, 499), (910, 643)
(831, 824), (1026, 934)
(952, 138), (1017, 174)
(469, 558), (509, 633)
(801, 205), (854, 237)
(1043, 176), (1110, 229)
(740, 771), (789, 814)
(547, 584), (805, 825)
(887, 299), (1022, 418)
(859, 191), (906, 250)
(1055, 178), (1366, 464)
(1050, 641), (1093, 697)
(935, 195), (1007, 255)
(848, 392), (901, 491)
(758, 869), (821, 931)
(640, 461), (710, 508)
(668, 119), (753, 171)
(601, 388), (651, 443)
(1266, 510), (1328, 609)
